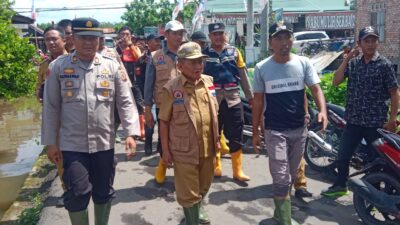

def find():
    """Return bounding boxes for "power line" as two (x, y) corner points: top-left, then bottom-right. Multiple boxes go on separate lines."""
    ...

(16, 6), (127, 13)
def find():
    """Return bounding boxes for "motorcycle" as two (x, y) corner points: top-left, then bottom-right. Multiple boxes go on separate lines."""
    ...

(348, 128), (400, 225)
(300, 40), (329, 57)
(241, 97), (255, 145)
(305, 97), (372, 175)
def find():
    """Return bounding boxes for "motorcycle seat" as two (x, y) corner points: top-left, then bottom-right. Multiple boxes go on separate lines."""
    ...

(327, 103), (345, 118)
(378, 129), (400, 151)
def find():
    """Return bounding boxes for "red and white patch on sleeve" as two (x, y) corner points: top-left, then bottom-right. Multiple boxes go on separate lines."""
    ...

(208, 85), (216, 97)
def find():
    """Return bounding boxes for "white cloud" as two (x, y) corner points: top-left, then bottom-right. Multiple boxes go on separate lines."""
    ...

(12, 0), (132, 24)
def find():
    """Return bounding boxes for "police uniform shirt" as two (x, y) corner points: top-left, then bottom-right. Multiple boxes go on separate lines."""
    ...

(99, 47), (132, 88)
(41, 52), (140, 153)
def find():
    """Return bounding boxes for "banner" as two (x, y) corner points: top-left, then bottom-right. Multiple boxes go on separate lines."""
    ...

(275, 8), (283, 22)
(305, 13), (355, 30)
(259, 0), (268, 12)
(191, 0), (207, 32)
(172, 0), (185, 20)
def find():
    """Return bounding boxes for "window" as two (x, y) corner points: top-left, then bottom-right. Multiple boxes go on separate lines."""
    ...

(306, 33), (327, 39)
(295, 34), (307, 41)
(371, 11), (385, 42)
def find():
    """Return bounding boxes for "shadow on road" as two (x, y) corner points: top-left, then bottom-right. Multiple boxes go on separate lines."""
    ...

(112, 178), (176, 205)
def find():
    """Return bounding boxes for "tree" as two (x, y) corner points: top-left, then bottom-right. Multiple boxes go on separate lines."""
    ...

(37, 22), (54, 30)
(122, 0), (197, 35)
(0, 0), (37, 99)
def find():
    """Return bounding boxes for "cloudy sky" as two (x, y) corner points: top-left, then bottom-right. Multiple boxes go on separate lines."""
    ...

(12, 0), (135, 24)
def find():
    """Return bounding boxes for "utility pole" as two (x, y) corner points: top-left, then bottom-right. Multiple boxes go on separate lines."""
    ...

(246, 0), (254, 47)
(259, 1), (269, 59)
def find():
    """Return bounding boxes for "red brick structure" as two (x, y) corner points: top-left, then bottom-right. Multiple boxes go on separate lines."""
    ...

(356, 0), (400, 73)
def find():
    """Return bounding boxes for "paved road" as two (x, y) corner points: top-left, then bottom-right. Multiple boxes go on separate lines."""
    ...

(38, 137), (363, 225)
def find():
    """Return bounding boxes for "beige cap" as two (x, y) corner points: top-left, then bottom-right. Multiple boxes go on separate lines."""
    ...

(177, 42), (208, 59)
(165, 20), (186, 32)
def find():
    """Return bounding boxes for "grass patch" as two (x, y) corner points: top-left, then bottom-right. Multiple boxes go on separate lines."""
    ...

(17, 193), (43, 225)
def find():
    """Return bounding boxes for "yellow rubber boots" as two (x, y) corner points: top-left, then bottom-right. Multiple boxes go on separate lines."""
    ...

(155, 159), (167, 184)
(231, 150), (250, 181)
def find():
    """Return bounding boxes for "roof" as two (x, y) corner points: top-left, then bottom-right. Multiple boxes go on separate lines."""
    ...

(12, 14), (34, 24)
(206, 0), (351, 13)
(273, 0), (350, 12)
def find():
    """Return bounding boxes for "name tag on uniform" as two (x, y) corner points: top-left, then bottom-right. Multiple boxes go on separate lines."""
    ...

(173, 90), (184, 104)
(60, 68), (79, 79)
(60, 74), (79, 79)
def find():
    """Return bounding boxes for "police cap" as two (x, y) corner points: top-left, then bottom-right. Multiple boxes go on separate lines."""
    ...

(72, 17), (103, 37)
(208, 23), (225, 33)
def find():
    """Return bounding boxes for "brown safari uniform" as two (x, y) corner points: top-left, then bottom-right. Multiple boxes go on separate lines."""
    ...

(158, 74), (219, 207)
(36, 51), (68, 100)
(152, 49), (179, 107)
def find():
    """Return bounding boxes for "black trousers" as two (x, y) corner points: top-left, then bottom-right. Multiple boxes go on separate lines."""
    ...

(156, 108), (162, 156)
(62, 149), (116, 212)
(335, 124), (381, 187)
(218, 100), (244, 152)
(131, 83), (144, 115)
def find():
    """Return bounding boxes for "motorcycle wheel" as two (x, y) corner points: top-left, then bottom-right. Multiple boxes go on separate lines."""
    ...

(353, 172), (400, 225)
(304, 127), (339, 173)
(301, 47), (311, 56)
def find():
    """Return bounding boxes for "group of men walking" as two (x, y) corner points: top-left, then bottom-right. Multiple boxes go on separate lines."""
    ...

(38, 15), (399, 225)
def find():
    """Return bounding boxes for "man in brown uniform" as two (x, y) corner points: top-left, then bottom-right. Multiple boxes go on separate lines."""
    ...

(144, 20), (185, 184)
(37, 27), (67, 102)
(37, 26), (68, 206)
(159, 42), (219, 225)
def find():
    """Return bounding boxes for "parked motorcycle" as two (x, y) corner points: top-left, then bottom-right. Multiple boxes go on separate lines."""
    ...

(300, 40), (329, 57)
(305, 98), (373, 175)
(348, 128), (400, 225)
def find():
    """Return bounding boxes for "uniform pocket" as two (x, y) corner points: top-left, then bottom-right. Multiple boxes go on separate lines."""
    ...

(96, 79), (114, 102)
(61, 79), (80, 103)
(172, 105), (189, 125)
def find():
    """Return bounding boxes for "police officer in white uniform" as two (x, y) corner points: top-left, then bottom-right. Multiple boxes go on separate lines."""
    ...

(41, 17), (140, 225)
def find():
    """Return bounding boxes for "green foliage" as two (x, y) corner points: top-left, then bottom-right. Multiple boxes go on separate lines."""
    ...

(37, 22), (54, 30)
(17, 192), (44, 225)
(100, 21), (123, 29)
(122, 0), (197, 35)
(319, 73), (347, 106)
(0, 0), (37, 99)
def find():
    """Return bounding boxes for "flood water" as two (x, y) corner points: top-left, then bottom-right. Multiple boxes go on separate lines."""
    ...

(0, 97), (42, 219)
